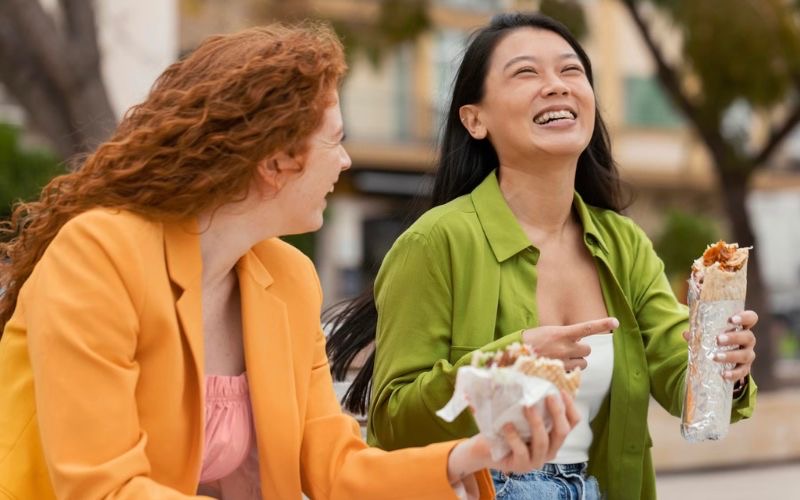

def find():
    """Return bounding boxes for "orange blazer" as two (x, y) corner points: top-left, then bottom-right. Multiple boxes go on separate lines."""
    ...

(0, 209), (492, 499)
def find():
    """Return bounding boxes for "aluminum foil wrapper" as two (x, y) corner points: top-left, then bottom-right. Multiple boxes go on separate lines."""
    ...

(680, 290), (741, 442)
(436, 366), (560, 460)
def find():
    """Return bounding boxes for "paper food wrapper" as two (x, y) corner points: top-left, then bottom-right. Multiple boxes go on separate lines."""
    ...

(436, 361), (574, 461)
(681, 241), (749, 442)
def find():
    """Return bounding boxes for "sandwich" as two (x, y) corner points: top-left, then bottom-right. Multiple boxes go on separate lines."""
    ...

(437, 342), (581, 459)
(470, 343), (581, 397)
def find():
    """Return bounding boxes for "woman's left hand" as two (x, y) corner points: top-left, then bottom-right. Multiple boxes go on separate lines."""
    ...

(682, 309), (758, 382)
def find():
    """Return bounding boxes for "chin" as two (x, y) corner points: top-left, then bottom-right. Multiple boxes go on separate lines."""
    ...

(303, 214), (325, 233)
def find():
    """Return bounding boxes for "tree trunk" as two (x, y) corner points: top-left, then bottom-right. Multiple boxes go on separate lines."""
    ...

(0, 0), (117, 160)
(719, 170), (778, 390)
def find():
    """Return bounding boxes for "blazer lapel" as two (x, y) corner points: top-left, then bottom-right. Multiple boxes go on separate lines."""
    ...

(162, 219), (206, 482)
(163, 220), (205, 380)
(237, 251), (301, 497)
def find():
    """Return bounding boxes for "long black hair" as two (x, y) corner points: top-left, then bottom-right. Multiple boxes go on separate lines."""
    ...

(326, 12), (629, 414)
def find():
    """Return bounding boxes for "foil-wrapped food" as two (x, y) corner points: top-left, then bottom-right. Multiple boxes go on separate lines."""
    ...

(681, 241), (749, 442)
(437, 343), (580, 460)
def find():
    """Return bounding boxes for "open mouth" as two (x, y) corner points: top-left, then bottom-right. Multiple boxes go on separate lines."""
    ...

(533, 109), (577, 125)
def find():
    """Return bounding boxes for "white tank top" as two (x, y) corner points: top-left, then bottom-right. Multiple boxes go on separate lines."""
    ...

(551, 333), (614, 464)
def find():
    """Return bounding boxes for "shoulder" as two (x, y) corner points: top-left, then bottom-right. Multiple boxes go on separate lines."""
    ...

(46, 209), (164, 271)
(396, 194), (483, 249)
(28, 209), (160, 313)
(58, 208), (163, 248)
(250, 238), (320, 295)
(252, 237), (314, 271)
(584, 204), (652, 252)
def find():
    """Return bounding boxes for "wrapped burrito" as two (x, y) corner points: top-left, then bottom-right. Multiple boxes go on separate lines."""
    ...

(681, 241), (749, 442)
(436, 343), (580, 460)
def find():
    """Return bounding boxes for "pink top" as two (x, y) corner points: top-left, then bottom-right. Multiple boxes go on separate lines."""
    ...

(198, 373), (261, 499)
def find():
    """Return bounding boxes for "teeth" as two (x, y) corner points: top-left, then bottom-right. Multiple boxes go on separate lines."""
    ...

(534, 109), (576, 125)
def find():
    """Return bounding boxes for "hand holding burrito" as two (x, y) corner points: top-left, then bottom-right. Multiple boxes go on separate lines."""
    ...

(681, 241), (758, 442)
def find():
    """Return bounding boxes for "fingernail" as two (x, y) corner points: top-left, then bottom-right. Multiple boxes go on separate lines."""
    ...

(715, 352), (727, 361)
(610, 318), (620, 329)
(730, 315), (742, 325)
(718, 334), (729, 344)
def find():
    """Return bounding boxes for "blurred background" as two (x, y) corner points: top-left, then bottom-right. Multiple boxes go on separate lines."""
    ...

(1, 0), (798, 497)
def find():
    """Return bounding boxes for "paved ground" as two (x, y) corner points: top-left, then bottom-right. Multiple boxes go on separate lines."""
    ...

(656, 461), (800, 499)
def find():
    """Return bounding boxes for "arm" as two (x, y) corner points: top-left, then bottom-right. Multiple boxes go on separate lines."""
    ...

(300, 326), (494, 500)
(369, 231), (522, 450)
(630, 225), (755, 420)
(24, 214), (206, 499)
(300, 265), (494, 500)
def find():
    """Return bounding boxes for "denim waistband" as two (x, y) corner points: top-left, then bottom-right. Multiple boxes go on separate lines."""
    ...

(492, 462), (588, 480)
(540, 463), (587, 475)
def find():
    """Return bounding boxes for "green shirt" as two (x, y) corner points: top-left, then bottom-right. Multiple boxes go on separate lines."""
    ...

(368, 170), (756, 499)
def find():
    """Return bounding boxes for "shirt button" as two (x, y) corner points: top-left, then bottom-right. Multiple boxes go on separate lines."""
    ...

(633, 369), (641, 377)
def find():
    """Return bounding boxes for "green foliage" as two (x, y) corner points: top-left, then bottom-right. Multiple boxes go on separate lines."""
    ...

(539, 0), (589, 40)
(654, 210), (720, 279)
(779, 331), (798, 359)
(650, 0), (800, 116)
(333, 0), (431, 68)
(281, 233), (315, 260)
(0, 123), (62, 219)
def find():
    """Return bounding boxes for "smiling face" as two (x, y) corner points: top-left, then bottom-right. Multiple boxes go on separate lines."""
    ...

(269, 91), (351, 235)
(460, 28), (596, 168)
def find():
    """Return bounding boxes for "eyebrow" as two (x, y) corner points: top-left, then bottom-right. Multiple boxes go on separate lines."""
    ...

(503, 53), (580, 71)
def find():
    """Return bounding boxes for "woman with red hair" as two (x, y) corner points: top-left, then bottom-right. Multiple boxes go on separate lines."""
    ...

(0, 23), (577, 499)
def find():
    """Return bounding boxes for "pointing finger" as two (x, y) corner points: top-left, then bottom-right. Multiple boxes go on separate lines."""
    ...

(560, 317), (619, 340)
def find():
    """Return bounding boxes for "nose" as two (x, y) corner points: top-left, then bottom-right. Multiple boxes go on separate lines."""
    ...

(341, 147), (352, 171)
(541, 73), (570, 97)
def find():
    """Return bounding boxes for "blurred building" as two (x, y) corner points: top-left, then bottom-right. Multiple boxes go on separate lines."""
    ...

(298, 0), (800, 313)
(3, 1), (798, 319)
(181, 0), (800, 314)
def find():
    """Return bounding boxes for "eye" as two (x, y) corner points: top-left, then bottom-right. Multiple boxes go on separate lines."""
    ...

(513, 66), (537, 76)
(563, 65), (584, 74)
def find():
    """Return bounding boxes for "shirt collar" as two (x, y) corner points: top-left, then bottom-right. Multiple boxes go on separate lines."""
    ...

(471, 170), (609, 262)
(572, 190), (610, 255)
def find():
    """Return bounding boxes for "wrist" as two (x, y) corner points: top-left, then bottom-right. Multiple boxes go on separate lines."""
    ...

(447, 437), (487, 484)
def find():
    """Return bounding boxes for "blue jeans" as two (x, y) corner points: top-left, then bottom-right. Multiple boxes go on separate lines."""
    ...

(491, 463), (601, 500)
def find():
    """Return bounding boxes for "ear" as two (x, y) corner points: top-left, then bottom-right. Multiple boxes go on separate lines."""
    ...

(255, 152), (302, 194)
(459, 104), (487, 140)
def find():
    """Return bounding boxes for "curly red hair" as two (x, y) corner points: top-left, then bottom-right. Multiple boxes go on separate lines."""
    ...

(0, 22), (346, 330)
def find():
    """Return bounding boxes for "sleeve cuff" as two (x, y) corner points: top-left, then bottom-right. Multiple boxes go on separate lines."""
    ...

(731, 374), (757, 422)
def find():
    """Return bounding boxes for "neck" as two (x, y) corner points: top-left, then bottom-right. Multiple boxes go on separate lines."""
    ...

(497, 157), (577, 242)
(198, 205), (273, 290)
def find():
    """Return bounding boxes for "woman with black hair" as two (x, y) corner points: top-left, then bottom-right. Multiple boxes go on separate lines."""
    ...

(327, 12), (758, 499)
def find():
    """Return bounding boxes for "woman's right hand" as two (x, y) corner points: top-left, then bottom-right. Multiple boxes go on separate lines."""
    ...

(446, 390), (581, 485)
(521, 317), (618, 371)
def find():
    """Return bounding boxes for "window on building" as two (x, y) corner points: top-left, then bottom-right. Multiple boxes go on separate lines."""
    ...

(393, 43), (413, 141)
(437, 0), (510, 10)
(431, 29), (469, 138)
(624, 76), (684, 128)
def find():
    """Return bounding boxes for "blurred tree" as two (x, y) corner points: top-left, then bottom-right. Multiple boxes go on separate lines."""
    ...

(617, 0), (800, 390)
(654, 210), (720, 301)
(655, 210), (720, 280)
(0, 123), (63, 222)
(539, 0), (588, 39)
(542, 0), (798, 388)
(0, 0), (117, 159)
(249, 0), (431, 67)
